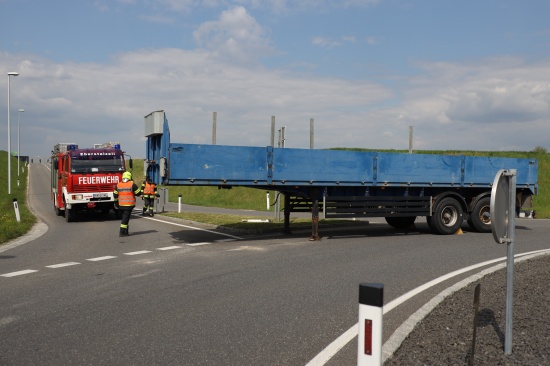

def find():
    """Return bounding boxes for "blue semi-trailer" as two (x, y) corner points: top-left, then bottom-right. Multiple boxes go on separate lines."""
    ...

(144, 110), (538, 239)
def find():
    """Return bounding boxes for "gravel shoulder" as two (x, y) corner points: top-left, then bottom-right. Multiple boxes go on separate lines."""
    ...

(385, 252), (550, 365)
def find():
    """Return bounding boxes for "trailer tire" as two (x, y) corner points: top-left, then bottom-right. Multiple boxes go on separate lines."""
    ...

(432, 197), (463, 235)
(385, 216), (416, 229)
(467, 197), (491, 233)
(426, 216), (436, 232)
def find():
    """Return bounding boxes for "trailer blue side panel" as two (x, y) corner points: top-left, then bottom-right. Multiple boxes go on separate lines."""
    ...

(145, 111), (538, 194)
(273, 148), (375, 185)
(168, 144), (269, 185)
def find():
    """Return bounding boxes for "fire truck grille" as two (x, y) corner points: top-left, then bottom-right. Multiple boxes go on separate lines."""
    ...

(73, 184), (115, 193)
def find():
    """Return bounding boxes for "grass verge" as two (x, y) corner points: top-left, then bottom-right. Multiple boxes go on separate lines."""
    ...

(0, 152), (36, 244)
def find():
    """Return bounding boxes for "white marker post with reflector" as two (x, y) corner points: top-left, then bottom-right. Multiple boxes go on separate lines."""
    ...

(358, 283), (383, 366)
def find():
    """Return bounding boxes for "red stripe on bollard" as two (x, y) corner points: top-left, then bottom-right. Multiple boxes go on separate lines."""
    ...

(365, 319), (372, 355)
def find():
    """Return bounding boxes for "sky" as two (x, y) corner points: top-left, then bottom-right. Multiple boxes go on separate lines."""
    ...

(1, 0), (549, 161)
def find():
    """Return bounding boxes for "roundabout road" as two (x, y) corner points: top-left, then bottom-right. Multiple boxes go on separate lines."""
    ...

(1, 163), (549, 365)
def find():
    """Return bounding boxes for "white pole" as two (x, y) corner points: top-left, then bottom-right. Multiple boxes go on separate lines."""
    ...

(7, 72), (20, 194)
(178, 194), (182, 213)
(358, 283), (383, 366)
(266, 192), (270, 210)
(17, 109), (24, 186)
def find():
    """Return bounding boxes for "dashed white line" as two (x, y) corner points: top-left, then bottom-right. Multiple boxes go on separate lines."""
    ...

(186, 242), (211, 246)
(157, 246), (182, 250)
(86, 256), (117, 262)
(1, 269), (39, 277)
(46, 262), (81, 268)
(124, 250), (153, 256)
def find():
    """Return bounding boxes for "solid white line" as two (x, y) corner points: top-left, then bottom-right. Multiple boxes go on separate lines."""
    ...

(46, 262), (81, 268)
(305, 248), (550, 366)
(86, 256), (117, 262)
(146, 217), (244, 240)
(124, 250), (153, 256)
(1, 269), (39, 277)
(186, 242), (211, 246)
(157, 246), (182, 251)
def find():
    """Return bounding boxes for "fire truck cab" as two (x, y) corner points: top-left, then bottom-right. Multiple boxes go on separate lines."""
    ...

(51, 142), (132, 222)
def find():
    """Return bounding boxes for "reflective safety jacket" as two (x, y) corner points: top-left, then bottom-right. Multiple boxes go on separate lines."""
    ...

(141, 181), (158, 198)
(114, 180), (141, 207)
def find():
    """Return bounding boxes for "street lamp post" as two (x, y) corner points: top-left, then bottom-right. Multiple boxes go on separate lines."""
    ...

(7, 72), (19, 195)
(18, 109), (25, 186)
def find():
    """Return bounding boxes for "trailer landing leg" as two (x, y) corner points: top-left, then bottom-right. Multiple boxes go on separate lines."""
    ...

(310, 195), (321, 241)
(283, 194), (292, 235)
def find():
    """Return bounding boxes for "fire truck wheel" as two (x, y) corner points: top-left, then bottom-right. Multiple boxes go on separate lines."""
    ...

(54, 204), (63, 216)
(65, 207), (76, 222)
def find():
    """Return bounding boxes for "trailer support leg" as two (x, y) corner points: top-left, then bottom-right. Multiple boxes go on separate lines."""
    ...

(310, 193), (320, 241)
(283, 194), (292, 234)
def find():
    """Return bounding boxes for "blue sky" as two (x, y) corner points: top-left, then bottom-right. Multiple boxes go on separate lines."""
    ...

(1, 0), (549, 160)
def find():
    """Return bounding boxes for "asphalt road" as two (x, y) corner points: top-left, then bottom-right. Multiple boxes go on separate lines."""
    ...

(1, 163), (549, 365)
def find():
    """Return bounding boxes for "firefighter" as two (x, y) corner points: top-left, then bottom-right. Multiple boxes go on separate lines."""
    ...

(141, 176), (159, 217)
(113, 171), (142, 237)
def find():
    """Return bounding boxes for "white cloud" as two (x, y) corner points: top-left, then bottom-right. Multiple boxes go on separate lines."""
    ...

(3, 49), (550, 159)
(193, 6), (275, 64)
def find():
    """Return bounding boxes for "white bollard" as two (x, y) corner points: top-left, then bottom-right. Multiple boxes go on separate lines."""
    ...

(178, 194), (182, 213)
(13, 198), (21, 223)
(358, 283), (383, 366)
(266, 192), (270, 210)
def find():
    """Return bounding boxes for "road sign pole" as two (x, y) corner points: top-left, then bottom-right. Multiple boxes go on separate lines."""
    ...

(504, 170), (516, 355)
(490, 169), (517, 355)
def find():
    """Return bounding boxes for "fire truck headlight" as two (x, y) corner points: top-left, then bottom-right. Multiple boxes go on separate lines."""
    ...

(72, 194), (83, 200)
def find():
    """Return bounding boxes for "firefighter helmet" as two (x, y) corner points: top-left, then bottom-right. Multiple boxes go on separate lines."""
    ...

(122, 171), (132, 181)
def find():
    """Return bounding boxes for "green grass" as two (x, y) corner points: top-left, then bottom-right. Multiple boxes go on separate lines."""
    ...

(0, 151), (36, 244)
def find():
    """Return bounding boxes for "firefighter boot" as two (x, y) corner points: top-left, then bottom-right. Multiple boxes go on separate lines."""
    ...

(142, 209), (146, 216)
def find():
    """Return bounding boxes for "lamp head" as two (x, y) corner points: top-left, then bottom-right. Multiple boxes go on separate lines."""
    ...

(7, 72), (19, 77)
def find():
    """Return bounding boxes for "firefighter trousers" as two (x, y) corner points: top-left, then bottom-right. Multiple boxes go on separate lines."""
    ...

(119, 206), (134, 235)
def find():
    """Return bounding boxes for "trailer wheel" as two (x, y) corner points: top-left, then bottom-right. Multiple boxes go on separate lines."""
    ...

(385, 216), (416, 229)
(432, 197), (463, 235)
(467, 197), (491, 233)
(426, 216), (436, 232)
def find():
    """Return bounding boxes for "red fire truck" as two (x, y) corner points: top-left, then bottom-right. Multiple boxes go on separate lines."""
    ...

(50, 142), (132, 222)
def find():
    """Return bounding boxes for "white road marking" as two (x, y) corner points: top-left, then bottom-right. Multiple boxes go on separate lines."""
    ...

(46, 262), (81, 268)
(306, 248), (550, 366)
(157, 246), (182, 250)
(86, 256), (117, 262)
(146, 217), (244, 240)
(186, 242), (211, 246)
(124, 250), (153, 256)
(1, 269), (39, 277)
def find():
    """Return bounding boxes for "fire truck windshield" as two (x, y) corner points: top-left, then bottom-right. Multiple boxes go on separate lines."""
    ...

(70, 151), (125, 173)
